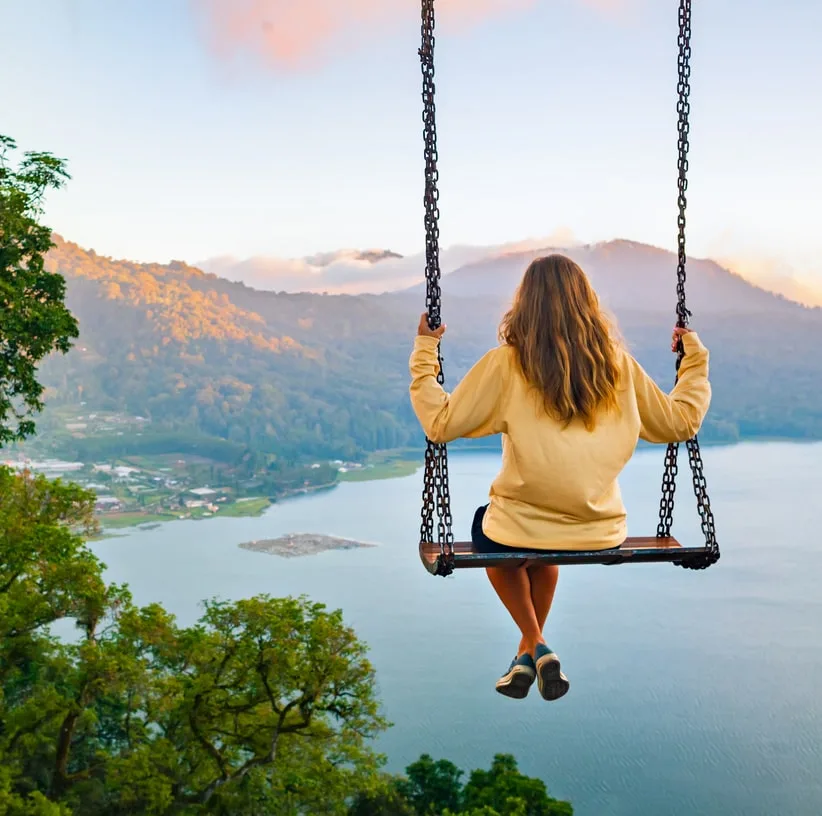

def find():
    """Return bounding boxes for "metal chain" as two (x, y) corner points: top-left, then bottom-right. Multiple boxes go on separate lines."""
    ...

(656, 440), (680, 539)
(419, 0), (454, 576)
(683, 436), (718, 568)
(674, 0), (693, 335)
(657, 0), (719, 570)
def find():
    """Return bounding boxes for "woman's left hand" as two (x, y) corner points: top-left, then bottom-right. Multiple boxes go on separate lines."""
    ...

(671, 325), (693, 352)
(418, 312), (446, 340)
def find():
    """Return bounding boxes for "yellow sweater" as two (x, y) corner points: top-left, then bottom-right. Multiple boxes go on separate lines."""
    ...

(409, 333), (711, 550)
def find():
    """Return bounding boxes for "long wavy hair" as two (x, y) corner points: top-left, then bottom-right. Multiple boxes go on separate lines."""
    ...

(499, 254), (621, 430)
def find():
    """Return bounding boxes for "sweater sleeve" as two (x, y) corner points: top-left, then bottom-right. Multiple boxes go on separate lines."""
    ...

(409, 336), (506, 444)
(628, 332), (712, 444)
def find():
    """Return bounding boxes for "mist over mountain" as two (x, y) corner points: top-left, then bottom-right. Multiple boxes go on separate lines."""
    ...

(195, 235), (575, 296)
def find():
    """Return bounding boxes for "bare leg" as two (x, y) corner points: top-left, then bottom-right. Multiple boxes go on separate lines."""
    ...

(485, 566), (545, 657)
(527, 564), (559, 634)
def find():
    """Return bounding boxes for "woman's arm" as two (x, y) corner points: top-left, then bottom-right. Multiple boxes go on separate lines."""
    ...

(629, 330), (711, 443)
(409, 317), (507, 443)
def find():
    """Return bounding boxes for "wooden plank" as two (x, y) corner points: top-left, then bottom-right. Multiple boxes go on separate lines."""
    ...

(419, 536), (709, 574)
(421, 536), (682, 560)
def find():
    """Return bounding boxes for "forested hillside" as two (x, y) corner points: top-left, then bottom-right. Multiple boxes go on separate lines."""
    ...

(37, 236), (822, 462)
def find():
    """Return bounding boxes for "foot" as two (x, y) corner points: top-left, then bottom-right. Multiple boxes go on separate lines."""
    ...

(495, 653), (536, 699)
(534, 643), (570, 701)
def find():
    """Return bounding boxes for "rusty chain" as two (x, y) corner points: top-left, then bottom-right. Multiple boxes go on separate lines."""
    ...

(419, 0), (455, 576)
(657, 0), (720, 570)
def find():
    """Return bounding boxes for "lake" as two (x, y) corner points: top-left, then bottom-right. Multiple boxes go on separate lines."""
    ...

(90, 441), (822, 816)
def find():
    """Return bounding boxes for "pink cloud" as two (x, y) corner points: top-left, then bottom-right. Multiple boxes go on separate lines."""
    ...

(191, 0), (626, 72)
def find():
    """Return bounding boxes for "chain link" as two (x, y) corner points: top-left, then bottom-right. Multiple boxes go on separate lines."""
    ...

(419, 0), (455, 576)
(657, 0), (720, 570)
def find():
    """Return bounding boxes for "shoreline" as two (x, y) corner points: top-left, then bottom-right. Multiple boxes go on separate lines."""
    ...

(95, 484), (338, 537)
(96, 461), (420, 535)
(95, 437), (819, 536)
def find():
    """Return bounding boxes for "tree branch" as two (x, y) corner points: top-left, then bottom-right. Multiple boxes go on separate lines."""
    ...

(188, 693), (230, 784)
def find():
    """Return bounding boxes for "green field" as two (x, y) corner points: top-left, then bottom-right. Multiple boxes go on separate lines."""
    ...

(99, 511), (180, 529)
(216, 498), (271, 517)
(98, 497), (272, 532)
(338, 452), (421, 483)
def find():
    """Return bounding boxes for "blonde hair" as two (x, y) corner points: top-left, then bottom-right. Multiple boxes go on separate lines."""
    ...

(499, 254), (621, 430)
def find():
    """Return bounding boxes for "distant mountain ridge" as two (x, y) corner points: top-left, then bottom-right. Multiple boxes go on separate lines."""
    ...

(419, 240), (812, 315)
(34, 235), (822, 465)
(197, 237), (822, 310)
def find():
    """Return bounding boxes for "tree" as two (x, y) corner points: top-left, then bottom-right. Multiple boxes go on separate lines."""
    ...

(348, 754), (573, 816)
(461, 754), (573, 816)
(0, 469), (121, 814)
(347, 776), (415, 816)
(0, 467), (103, 644)
(0, 135), (78, 445)
(0, 468), (389, 813)
(395, 754), (464, 815)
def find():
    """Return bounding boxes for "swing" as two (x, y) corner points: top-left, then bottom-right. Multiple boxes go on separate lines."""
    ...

(416, 0), (720, 578)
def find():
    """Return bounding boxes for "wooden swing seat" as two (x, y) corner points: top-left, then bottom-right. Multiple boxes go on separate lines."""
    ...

(419, 536), (713, 574)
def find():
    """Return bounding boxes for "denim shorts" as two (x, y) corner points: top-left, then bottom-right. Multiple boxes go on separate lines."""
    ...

(471, 504), (536, 554)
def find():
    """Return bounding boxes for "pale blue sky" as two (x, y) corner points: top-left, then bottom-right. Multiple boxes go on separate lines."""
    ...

(2, 0), (820, 288)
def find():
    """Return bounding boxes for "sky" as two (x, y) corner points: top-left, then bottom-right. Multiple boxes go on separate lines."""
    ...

(2, 0), (821, 297)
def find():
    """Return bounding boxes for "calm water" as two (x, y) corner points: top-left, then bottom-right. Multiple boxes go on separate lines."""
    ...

(90, 442), (822, 816)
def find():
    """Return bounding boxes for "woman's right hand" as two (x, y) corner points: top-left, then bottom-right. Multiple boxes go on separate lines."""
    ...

(418, 312), (446, 340)
(671, 326), (693, 352)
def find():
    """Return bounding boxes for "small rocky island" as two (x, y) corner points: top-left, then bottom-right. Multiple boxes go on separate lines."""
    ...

(239, 533), (374, 559)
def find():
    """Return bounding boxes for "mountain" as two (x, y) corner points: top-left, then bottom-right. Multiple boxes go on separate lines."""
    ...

(197, 236), (822, 309)
(32, 235), (822, 465)
(411, 240), (810, 315)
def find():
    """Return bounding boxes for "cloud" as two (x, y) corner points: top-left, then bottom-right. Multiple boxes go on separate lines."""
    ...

(191, 0), (626, 72)
(197, 229), (580, 294)
(200, 252), (417, 295)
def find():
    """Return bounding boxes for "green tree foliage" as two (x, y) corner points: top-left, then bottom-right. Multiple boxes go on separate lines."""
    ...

(348, 777), (416, 816)
(461, 754), (573, 816)
(0, 468), (388, 814)
(395, 754), (464, 815)
(0, 137), (79, 445)
(349, 754), (572, 816)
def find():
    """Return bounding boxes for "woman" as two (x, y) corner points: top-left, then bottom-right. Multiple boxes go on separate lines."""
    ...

(409, 254), (710, 702)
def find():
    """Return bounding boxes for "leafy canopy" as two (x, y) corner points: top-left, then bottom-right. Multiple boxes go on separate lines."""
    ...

(349, 753), (573, 816)
(0, 135), (78, 445)
(0, 467), (389, 814)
